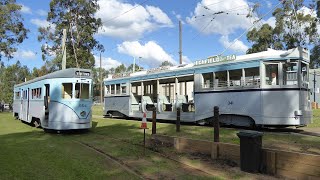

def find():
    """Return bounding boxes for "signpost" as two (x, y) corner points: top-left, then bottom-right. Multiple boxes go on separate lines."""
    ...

(140, 112), (148, 155)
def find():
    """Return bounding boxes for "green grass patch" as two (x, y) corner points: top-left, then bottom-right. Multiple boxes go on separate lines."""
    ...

(309, 109), (320, 128)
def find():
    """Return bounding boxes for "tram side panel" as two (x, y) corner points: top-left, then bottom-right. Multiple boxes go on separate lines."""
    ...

(104, 96), (130, 117)
(194, 91), (263, 126)
(261, 90), (311, 126)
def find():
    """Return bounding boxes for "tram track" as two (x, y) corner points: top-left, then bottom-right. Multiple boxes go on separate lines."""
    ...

(74, 134), (222, 179)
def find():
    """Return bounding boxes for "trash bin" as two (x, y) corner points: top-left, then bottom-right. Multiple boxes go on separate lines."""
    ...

(237, 130), (263, 173)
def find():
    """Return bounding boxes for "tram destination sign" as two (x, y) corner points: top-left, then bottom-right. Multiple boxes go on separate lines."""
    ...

(194, 54), (236, 66)
(75, 71), (90, 77)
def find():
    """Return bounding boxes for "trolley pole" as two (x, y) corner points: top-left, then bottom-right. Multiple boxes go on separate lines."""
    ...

(214, 106), (220, 142)
(100, 52), (103, 104)
(176, 107), (181, 132)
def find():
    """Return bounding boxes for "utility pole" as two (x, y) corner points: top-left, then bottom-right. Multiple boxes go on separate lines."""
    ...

(179, 20), (183, 95)
(100, 52), (103, 104)
(179, 20), (182, 65)
(314, 71), (316, 102)
(61, 29), (67, 70)
(133, 57), (136, 73)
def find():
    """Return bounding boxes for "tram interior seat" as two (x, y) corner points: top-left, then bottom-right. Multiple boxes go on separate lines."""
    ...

(131, 94), (140, 111)
(142, 96), (155, 111)
(158, 95), (172, 111)
(176, 95), (187, 110)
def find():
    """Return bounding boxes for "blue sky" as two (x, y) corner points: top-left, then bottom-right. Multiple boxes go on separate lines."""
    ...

(3, 0), (315, 70)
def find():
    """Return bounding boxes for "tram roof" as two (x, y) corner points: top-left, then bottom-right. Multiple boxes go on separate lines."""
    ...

(105, 47), (309, 85)
(14, 68), (92, 88)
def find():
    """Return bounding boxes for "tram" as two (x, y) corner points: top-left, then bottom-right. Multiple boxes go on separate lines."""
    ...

(104, 47), (312, 127)
(13, 68), (93, 130)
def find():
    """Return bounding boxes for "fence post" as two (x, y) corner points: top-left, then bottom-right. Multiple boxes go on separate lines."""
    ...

(214, 106), (220, 142)
(152, 108), (157, 134)
(176, 107), (181, 132)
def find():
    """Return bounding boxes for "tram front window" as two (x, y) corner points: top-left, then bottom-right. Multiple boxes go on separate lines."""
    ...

(283, 61), (298, 85)
(75, 83), (90, 99)
(62, 83), (73, 99)
(301, 62), (308, 82)
(265, 64), (279, 85)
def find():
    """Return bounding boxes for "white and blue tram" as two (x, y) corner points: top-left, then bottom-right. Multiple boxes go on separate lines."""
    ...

(104, 47), (312, 127)
(13, 68), (93, 130)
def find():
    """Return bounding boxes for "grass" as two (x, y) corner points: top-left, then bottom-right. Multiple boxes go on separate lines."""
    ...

(309, 109), (320, 128)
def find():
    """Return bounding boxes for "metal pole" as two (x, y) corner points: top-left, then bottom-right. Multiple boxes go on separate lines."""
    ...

(152, 108), (157, 134)
(214, 106), (220, 142)
(100, 53), (103, 104)
(179, 20), (182, 65)
(176, 107), (181, 132)
(314, 71), (316, 102)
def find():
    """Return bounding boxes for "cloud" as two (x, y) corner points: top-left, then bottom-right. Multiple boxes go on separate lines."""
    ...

(36, 9), (47, 16)
(186, 0), (254, 36)
(94, 55), (122, 70)
(263, 17), (276, 28)
(96, 0), (173, 40)
(117, 41), (176, 68)
(30, 19), (51, 28)
(19, 4), (32, 14)
(219, 36), (248, 53)
(13, 50), (37, 60)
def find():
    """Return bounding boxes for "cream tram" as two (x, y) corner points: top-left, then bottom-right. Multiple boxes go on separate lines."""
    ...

(104, 47), (312, 127)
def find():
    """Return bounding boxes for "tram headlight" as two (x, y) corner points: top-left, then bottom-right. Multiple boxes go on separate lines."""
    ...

(80, 111), (87, 117)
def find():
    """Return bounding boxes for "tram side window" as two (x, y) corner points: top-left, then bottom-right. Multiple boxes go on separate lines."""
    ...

(229, 69), (242, 87)
(283, 62), (298, 85)
(301, 62), (308, 82)
(265, 64), (279, 85)
(31, 88), (42, 99)
(215, 71), (227, 87)
(116, 84), (121, 94)
(202, 73), (213, 88)
(62, 83), (73, 99)
(121, 84), (126, 94)
(15, 92), (20, 100)
(245, 67), (260, 86)
(75, 83), (89, 99)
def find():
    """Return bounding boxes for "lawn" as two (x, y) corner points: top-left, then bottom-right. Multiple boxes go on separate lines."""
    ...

(309, 108), (320, 128)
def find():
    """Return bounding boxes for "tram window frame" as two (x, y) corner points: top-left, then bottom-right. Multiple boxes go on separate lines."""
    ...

(265, 63), (279, 86)
(75, 83), (90, 99)
(15, 91), (20, 100)
(282, 61), (298, 85)
(244, 67), (260, 86)
(62, 83), (73, 99)
(214, 71), (228, 88)
(301, 61), (308, 82)
(202, 72), (213, 88)
(229, 69), (242, 87)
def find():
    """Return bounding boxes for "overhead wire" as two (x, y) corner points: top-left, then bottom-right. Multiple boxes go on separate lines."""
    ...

(219, 0), (283, 56)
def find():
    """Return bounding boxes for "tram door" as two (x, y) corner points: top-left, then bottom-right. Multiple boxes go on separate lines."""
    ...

(19, 89), (23, 120)
(22, 89), (29, 121)
(44, 84), (50, 126)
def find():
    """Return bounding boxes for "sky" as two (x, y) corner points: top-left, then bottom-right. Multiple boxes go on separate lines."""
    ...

(3, 0), (317, 71)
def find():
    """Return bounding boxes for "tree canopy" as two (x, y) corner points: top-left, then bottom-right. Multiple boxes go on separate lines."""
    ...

(38, 0), (104, 69)
(159, 61), (174, 67)
(0, 0), (28, 60)
(247, 0), (318, 54)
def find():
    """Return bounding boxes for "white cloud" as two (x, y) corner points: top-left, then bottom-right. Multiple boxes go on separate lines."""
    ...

(96, 0), (173, 40)
(117, 41), (176, 68)
(219, 36), (248, 53)
(30, 19), (51, 28)
(19, 4), (32, 14)
(94, 55), (122, 70)
(13, 50), (37, 60)
(186, 0), (254, 36)
(264, 0), (272, 8)
(182, 55), (191, 64)
(37, 9), (47, 16)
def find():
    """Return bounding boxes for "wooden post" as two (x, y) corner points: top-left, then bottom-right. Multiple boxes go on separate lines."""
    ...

(214, 106), (220, 142)
(176, 107), (181, 132)
(152, 108), (156, 134)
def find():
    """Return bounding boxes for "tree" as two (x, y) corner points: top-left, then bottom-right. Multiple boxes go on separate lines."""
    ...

(127, 64), (143, 72)
(0, 0), (28, 60)
(38, 0), (104, 69)
(0, 61), (31, 104)
(114, 64), (126, 74)
(92, 67), (109, 99)
(160, 61), (174, 67)
(247, 0), (318, 53)
(310, 45), (320, 68)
